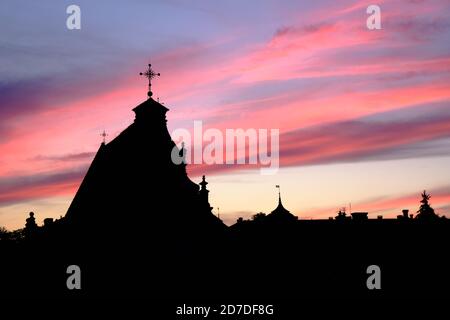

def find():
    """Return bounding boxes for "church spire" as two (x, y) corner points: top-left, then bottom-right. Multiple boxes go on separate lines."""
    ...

(268, 185), (297, 221)
(199, 175), (212, 210)
(200, 175), (208, 190)
(276, 185), (282, 205)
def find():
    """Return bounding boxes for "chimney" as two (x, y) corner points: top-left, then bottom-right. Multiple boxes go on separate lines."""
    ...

(43, 218), (54, 227)
(402, 209), (409, 218)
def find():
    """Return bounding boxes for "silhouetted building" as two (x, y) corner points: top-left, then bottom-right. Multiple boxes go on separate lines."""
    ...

(266, 192), (297, 223)
(397, 209), (412, 220)
(64, 68), (225, 245)
(43, 218), (54, 227)
(351, 212), (368, 221)
(335, 210), (351, 221)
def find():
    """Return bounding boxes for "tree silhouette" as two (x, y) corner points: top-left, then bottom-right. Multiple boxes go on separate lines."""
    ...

(252, 212), (267, 222)
(416, 190), (439, 221)
(335, 209), (348, 221)
(0, 226), (9, 241)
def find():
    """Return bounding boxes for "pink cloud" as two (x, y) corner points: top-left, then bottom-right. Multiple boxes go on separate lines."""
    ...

(1, 0), (450, 222)
(305, 188), (450, 219)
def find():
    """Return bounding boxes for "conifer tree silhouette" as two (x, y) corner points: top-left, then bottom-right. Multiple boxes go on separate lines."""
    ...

(416, 190), (438, 220)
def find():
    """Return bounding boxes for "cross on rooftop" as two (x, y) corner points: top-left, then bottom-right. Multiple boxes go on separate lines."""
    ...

(139, 63), (160, 98)
(100, 130), (108, 144)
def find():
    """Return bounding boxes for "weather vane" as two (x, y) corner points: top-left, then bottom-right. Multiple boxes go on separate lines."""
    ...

(140, 63), (160, 98)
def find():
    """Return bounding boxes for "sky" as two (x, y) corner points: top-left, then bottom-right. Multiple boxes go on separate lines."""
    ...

(1, 0), (450, 229)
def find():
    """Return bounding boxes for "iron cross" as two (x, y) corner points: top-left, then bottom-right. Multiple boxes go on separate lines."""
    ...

(139, 63), (160, 98)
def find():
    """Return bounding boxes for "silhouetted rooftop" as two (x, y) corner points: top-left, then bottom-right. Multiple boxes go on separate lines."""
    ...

(267, 194), (297, 221)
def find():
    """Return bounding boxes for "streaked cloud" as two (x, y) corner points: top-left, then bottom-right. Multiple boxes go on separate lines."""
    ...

(1, 0), (450, 228)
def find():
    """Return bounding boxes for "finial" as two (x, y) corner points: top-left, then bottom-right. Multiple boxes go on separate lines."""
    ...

(139, 63), (160, 98)
(276, 185), (281, 204)
(100, 130), (108, 144)
(200, 175), (208, 189)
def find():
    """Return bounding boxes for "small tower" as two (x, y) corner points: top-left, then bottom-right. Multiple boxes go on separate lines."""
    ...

(25, 211), (38, 238)
(199, 175), (213, 211)
(199, 175), (209, 202)
(267, 185), (297, 222)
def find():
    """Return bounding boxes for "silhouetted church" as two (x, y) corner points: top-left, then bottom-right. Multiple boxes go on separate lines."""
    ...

(64, 64), (225, 245)
(2, 63), (450, 301)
